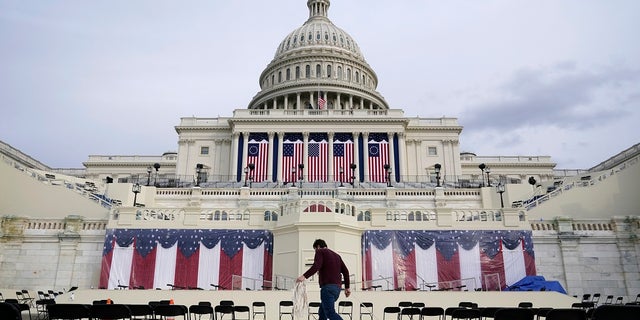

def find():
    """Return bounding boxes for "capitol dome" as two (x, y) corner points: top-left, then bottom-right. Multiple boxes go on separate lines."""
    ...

(248, 0), (388, 110)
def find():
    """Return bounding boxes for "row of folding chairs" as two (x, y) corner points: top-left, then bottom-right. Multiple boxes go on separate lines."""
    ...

(579, 293), (640, 306)
(380, 304), (640, 320)
(42, 301), (261, 320)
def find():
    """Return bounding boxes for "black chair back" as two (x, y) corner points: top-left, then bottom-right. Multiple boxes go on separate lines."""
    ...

(47, 304), (91, 319)
(451, 308), (481, 320)
(592, 305), (640, 320)
(0, 302), (21, 320)
(90, 304), (132, 319)
(494, 308), (534, 320)
(545, 308), (586, 320)
(154, 304), (188, 319)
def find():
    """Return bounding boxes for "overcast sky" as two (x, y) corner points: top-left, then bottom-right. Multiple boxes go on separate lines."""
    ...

(1, 0), (639, 170)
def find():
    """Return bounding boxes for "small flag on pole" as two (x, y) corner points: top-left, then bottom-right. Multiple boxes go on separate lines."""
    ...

(318, 92), (326, 109)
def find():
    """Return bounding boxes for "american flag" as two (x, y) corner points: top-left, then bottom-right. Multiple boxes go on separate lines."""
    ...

(333, 133), (354, 183)
(318, 91), (326, 109)
(368, 133), (389, 183)
(307, 141), (328, 182)
(282, 135), (303, 183)
(100, 228), (273, 291)
(247, 133), (268, 182)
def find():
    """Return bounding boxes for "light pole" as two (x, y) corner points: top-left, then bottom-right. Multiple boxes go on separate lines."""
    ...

(339, 166), (344, 187)
(146, 166), (152, 186)
(132, 183), (141, 207)
(478, 163), (486, 187)
(486, 167), (492, 187)
(153, 163), (161, 187)
(497, 183), (505, 208)
(384, 164), (392, 187)
(350, 163), (357, 186)
(434, 163), (441, 187)
(298, 163), (304, 185)
(244, 163), (255, 187)
(291, 166), (297, 187)
(195, 163), (203, 187)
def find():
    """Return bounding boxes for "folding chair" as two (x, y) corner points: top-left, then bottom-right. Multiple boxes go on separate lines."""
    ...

(493, 308), (533, 320)
(190, 303), (214, 320)
(592, 305), (640, 320)
(47, 304), (91, 320)
(127, 304), (154, 320)
(420, 307), (444, 320)
(308, 302), (321, 320)
(383, 306), (401, 320)
(591, 293), (601, 306)
(603, 295), (614, 305)
(216, 304), (236, 320)
(359, 302), (374, 320)
(400, 307), (421, 320)
(154, 304), (188, 320)
(451, 308), (481, 320)
(0, 302), (21, 320)
(278, 301), (294, 320)
(90, 304), (133, 320)
(4, 298), (31, 320)
(338, 301), (354, 320)
(252, 301), (266, 320)
(545, 308), (586, 320)
(235, 305), (251, 320)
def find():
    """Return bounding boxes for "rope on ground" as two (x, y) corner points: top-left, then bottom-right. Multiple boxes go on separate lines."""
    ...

(293, 281), (309, 319)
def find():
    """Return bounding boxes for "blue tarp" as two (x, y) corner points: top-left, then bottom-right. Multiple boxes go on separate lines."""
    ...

(507, 276), (567, 294)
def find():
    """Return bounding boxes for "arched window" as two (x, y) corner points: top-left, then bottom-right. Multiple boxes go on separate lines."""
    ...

(347, 69), (351, 81)
(415, 211), (423, 221)
(327, 65), (332, 78)
(272, 212), (278, 221)
(221, 211), (228, 220)
(337, 66), (342, 80)
(264, 211), (271, 221)
(271, 75), (275, 86)
(355, 71), (359, 83)
(408, 212), (415, 221)
(316, 32), (321, 40)
(214, 210), (221, 221)
(305, 65), (311, 78)
(296, 66), (300, 79)
(286, 68), (290, 81)
(278, 71), (282, 83)
(316, 64), (321, 78)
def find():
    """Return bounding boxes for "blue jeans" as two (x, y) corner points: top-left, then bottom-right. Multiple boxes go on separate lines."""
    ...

(319, 284), (342, 320)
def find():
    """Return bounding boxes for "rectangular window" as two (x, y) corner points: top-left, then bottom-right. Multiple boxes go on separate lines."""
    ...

(200, 146), (209, 155)
(428, 147), (437, 156)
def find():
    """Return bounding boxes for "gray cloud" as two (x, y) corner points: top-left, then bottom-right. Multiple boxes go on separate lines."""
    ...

(461, 63), (640, 132)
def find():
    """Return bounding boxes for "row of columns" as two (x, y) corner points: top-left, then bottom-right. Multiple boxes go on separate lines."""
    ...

(230, 131), (406, 183)
(259, 91), (376, 110)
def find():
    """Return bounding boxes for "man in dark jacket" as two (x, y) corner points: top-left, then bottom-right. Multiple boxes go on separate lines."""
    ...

(297, 239), (351, 320)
